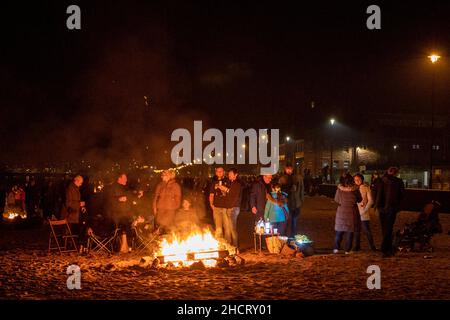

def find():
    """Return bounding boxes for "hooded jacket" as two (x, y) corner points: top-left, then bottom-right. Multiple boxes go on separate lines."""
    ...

(334, 185), (361, 232)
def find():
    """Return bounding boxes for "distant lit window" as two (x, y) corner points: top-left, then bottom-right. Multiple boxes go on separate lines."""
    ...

(432, 145), (440, 150)
(412, 144), (420, 150)
(343, 160), (350, 169)
(333, 160), (339, 169)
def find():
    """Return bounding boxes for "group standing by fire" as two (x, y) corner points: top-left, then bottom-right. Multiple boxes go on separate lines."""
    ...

(1, 164), (444, 257)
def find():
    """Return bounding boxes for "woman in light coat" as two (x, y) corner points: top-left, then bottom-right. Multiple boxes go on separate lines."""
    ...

(353, 173), (377, 251)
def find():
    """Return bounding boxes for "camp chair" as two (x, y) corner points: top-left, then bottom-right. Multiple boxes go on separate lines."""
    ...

(48, 219), (78, 254)
(87, 228), (120, 255)
(131, 226), (159, 253)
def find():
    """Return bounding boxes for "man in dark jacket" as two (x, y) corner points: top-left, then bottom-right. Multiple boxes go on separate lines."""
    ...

(250, 174), (273, 221)
(221, 168), (242, 248)
(60, 175), (89, 249)
(209, 167), (230, 239)
(109, 173), (135, 234)
(280, 164), (305, 237)
(375, 167), (405, 257)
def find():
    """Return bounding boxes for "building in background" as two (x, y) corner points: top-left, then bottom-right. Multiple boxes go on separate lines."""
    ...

(299, 113), (450, 189)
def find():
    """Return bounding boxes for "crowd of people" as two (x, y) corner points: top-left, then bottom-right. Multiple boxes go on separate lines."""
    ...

(333, 167), (443, 257)
(1, 164), (444, 257)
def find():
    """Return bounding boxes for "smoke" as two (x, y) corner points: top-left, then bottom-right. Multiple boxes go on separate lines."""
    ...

(1, 8), (211, 170)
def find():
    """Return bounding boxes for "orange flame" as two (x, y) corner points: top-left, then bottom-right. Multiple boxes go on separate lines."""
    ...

(158, 229), (221, 267)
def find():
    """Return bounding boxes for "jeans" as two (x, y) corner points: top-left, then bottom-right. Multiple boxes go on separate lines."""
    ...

(288, 207), (301, 237)
(334, 231), (354, 252)
(213, 207), (227, 239)
(354, 220), (377, 250)
(379, 207), (399, 254)
(224, 207), (240, 247)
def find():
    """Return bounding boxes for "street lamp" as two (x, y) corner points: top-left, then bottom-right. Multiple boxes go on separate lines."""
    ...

(428, 53), (441, 189)
(329, 118), (336, 183)
(286, 136), (291, 142)
(428, 54), (440, 64)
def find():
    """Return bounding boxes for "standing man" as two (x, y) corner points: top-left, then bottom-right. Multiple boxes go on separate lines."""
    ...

(209, 167), (230, 239)
(153, 170), (182, 233)
(110, 173), (134, 251)
(249, 174), (273, 221)
(375, 167), (405, 257)
(221, 168), (242, 248)
(60, 175), (89, 251)
(280, 164), (305, 237)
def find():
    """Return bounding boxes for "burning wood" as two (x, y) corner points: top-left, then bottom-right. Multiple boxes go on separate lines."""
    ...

(154, 229), (234, 268)
(2, 211), (27, 222)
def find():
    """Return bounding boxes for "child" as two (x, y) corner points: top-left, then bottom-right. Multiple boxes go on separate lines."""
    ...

(264, 183), (289, 236)
(174, 197), (201, 234)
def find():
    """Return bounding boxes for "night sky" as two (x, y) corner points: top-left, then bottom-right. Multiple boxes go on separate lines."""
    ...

(1, 1), (449, 165)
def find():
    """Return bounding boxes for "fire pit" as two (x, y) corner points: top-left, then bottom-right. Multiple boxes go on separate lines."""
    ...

(151, 229), (237, 268)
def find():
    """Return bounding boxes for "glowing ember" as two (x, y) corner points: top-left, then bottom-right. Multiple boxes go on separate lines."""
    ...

(158, 230), (222, 267)
(8, 213), (19, 220)
(2, 212), (26, 221)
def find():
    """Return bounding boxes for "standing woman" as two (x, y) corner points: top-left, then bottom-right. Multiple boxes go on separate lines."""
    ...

(333, 174), (362, 254)
(353, 173), (377, 251)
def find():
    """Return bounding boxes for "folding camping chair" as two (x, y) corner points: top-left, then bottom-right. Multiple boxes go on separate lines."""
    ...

(87, 228), (120, 255)
(48, 219), (78, 254)
(131, 226), (159, 253)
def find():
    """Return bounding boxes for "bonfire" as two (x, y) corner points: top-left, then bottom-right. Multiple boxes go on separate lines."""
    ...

(156, 228), (233, 268)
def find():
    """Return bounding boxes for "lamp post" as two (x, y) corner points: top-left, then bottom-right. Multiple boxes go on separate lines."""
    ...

(329, 118), (336, 183)
(428, 54), (440, 189)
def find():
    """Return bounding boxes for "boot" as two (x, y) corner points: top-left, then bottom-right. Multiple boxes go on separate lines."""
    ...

(120, 233), (129, 253)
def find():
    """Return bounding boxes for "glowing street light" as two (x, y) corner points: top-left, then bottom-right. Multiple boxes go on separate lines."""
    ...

(328, 118), (337, 183)
(285, 136), (291, 142)
(393, 145), (398, 150)
(428, 53), (442, 188)
(428, 54), (441, 64)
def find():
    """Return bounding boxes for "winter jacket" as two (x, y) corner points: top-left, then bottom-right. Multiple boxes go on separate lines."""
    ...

(334, 186), (361, 232)
(153, 179), (182, 211)
(60, 182), (81, 224)
(280, 173), (304, 210)
(357, 184), (373, 221)
(375, 174), (405, 211)
(264, 192), (289, 223)
(249, 177), (271, 218)
(108, 182), (133, 221)
(224, 179), (243, 208)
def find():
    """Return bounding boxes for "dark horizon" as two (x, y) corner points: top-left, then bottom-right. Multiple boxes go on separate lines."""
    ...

(1, 1), (449, 164)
